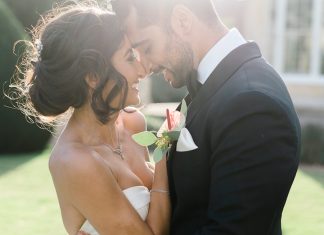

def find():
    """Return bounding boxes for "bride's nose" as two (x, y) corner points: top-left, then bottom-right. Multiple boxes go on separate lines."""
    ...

(135, 59), (150, 79)
(138, 54), (153, 76)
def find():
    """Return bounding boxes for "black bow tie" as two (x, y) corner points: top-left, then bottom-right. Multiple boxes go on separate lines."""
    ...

(186, 70), (202, 100)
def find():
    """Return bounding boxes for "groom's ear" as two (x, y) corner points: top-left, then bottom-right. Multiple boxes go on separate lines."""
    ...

(170, 5), (194, 37)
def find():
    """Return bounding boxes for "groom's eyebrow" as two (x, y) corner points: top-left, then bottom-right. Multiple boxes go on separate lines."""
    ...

(132, 39), (149, 48)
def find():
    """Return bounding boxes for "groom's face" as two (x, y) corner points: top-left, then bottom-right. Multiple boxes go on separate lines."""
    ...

(124, 7), (194, 88)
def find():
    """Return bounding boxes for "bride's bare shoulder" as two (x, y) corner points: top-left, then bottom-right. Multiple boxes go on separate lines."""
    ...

(49, 141), (102, 179)
(120, 107), (147, 134)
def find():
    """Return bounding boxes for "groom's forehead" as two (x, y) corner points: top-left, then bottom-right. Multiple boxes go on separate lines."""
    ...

(127, 26), (160, 49)
(124, 7), (160, 46)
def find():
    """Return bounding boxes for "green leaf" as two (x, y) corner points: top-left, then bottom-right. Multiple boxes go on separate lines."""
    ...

(162, 131), (169, 137)
(132, 131), (157, 147)
(153, 148), (163, 163)
(167, 131), (181, 141)
(180, 99), (188, 117)
(153, 147), (168, 163)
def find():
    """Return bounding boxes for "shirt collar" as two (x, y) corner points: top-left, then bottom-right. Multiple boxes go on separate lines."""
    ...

(197, 28), (247, 84)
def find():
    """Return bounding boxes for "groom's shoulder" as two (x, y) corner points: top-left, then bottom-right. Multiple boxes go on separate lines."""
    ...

(207, 58), (295, 118)
(219, 57), (290, 103)
(238, 57), (284, 90)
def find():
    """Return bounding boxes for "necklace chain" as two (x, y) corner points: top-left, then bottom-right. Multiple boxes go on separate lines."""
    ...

(105, 127), (124, 160)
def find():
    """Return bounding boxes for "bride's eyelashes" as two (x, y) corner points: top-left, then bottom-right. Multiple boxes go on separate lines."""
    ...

(127, 50), (137, 63)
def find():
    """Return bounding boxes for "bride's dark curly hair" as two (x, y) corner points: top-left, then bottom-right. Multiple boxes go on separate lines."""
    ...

(9, 1), (128, 128)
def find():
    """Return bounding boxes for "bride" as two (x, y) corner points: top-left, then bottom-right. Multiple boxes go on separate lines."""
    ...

(12, 2), (170, 235)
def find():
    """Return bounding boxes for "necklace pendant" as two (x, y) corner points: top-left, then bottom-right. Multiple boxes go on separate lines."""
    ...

(113, 147), (124, 160)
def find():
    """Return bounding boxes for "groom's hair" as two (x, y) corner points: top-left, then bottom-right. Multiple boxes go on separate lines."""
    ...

(112, 0), (220, 28)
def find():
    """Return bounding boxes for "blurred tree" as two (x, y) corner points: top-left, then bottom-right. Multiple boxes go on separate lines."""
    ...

(0, 0), (51, 154)
(3, 0), (62, 29)
(4, 0), (111, 30)
(301, 125), (324, 165)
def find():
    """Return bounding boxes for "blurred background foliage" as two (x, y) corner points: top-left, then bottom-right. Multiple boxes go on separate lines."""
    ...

(0, 0), (58, 154)
(3, 0), (61, 29)
(301, 125), (324, 165)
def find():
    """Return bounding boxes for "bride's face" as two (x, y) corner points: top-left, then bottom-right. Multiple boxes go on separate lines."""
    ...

(111, 37), (146, 106)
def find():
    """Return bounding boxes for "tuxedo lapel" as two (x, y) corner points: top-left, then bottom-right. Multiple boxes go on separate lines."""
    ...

(186, 42), (262, 125)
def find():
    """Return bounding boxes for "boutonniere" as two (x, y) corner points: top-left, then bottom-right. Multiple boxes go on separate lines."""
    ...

(132, 100), (198, 163)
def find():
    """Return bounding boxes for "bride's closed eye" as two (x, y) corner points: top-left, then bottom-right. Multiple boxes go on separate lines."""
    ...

(127, 49), (140, 63)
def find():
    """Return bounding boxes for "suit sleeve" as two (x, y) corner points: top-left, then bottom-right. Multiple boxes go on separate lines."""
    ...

(195, 91), (300, 235)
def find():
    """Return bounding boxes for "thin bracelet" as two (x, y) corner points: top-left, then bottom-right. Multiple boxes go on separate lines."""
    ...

(150, 189), (169, 194)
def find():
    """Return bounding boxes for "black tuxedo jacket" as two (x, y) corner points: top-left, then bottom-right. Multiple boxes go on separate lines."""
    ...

(167, 42), (301, 235)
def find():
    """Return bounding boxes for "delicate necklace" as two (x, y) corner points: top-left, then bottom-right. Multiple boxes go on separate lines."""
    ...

(105, 128), (124, 160)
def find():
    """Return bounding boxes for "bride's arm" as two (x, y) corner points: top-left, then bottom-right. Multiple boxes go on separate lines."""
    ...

(146, 157), (170, 235)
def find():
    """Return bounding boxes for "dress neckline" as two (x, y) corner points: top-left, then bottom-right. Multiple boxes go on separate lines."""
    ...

(122, 185), (149, 192)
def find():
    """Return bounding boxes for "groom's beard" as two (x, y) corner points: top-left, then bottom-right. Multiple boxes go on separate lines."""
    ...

(166, 38), (195, 89)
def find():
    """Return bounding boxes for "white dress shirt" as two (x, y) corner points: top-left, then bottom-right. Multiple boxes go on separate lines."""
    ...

(197, 28), (247, 84)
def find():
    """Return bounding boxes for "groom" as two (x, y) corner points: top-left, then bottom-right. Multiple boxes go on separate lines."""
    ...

(113, 0), (301, 234)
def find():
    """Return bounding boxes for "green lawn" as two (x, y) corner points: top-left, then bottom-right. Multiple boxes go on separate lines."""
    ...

(0, 151), (323, 235)
(0, 151), (65, 235)
(282, 165), (324, 235)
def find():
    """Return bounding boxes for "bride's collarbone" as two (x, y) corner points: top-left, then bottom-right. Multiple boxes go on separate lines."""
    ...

(92, 143), (139, 167)
(93, 146), (152, 190)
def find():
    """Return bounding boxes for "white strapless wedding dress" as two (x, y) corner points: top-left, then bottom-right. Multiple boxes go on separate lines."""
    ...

(80, 186), (150, 235)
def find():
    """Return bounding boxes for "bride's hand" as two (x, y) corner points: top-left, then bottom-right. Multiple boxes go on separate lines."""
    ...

(146, 161), (155, 171)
